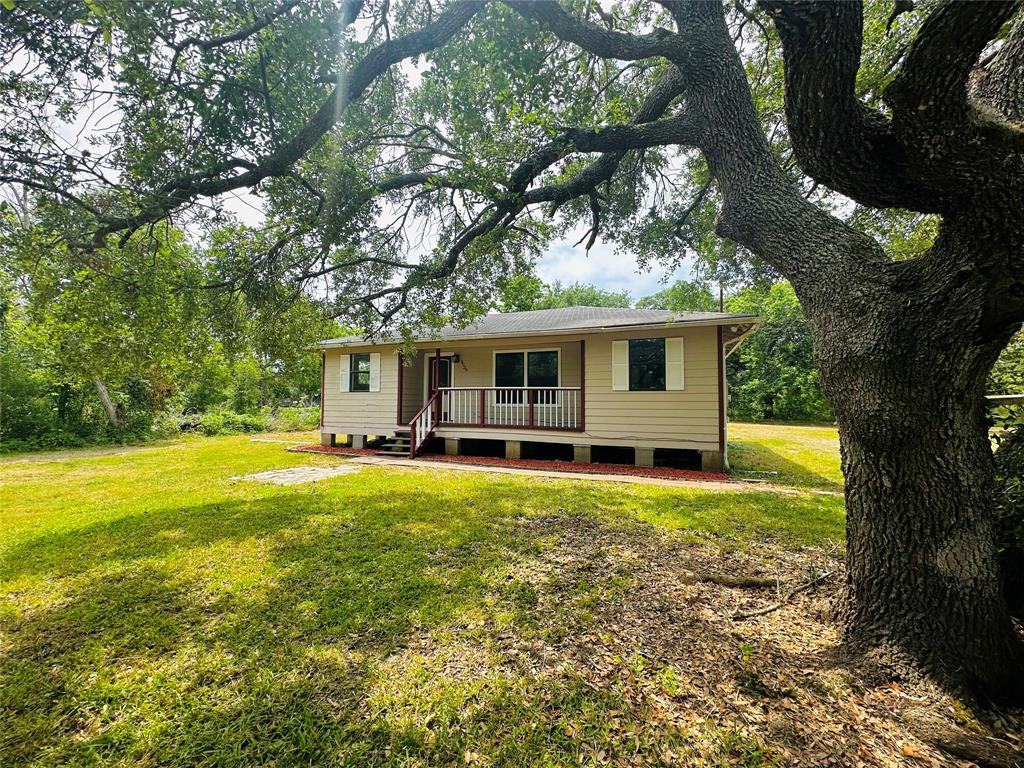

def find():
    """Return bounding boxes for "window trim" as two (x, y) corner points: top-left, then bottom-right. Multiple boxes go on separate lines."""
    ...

(492, 347), (562, 405)
(349, 352), (372, 392)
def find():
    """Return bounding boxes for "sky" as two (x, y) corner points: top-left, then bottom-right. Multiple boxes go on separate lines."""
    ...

(536, 238), (687, 301)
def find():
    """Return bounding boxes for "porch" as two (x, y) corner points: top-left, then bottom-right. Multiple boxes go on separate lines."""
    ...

(396, 340), (586, 456)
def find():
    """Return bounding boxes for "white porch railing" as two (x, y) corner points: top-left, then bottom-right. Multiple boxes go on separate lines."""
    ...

(437, 387), (583, 431)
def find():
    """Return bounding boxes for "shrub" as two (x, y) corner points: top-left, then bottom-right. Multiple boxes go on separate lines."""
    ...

(149, 411), (182, 440)
(269, 406), (319, 432)
(198, 409), (269, 436)
(995, 427), (1024, 620)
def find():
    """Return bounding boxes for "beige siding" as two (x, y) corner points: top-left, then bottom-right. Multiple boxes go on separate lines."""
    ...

(321, 325), (723, 450)
(322, 345), (401, 435)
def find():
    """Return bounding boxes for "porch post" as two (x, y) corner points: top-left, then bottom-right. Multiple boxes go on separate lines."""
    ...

(434, 347), (441, 391)
(396, 350), (404, 424)
(579, 339), (586, 431)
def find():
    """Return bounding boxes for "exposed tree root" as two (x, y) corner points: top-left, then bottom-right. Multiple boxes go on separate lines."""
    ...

(904, 707), (1023, 768)
(680, 571), (778, 588)
(731, 570), (836, 620)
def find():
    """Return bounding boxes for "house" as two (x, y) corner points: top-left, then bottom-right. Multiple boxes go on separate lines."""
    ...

(316, 306), (759, 471)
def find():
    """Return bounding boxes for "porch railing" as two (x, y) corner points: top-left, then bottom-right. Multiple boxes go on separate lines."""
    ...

(437, 387), (583, 431)
(409, 390), (440, 456)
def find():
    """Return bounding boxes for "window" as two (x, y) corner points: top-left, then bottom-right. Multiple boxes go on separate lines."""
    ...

(349, 353), (371, 392)
(494, 350), (560, 403)
(628, 338), (666, 391)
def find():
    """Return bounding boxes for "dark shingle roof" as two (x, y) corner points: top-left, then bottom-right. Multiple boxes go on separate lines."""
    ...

(318, 306), (758, 348)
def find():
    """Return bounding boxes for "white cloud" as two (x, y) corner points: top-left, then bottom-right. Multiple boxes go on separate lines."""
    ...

(537, 235), (692, 302)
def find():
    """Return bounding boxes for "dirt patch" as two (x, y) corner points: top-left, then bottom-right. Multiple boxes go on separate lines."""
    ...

(390, 512), (1022, 766)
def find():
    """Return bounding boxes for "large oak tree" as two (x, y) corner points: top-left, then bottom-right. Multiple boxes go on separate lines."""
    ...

(2, 0), (1023, 699)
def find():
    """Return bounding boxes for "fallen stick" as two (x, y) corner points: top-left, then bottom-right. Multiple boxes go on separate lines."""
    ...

(681, 571), (778, 588)
(731, 570), (835, 620)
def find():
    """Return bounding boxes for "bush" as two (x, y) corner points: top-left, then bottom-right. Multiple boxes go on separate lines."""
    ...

(149, 411), (182, 440)
(269, 406), (319, 432)
(199, 409), (269, 436)
(995, 427), (1024, 620)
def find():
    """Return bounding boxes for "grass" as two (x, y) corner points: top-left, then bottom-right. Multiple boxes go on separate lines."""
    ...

(1, 431), (846, 767)
(729, 421), (843, 490)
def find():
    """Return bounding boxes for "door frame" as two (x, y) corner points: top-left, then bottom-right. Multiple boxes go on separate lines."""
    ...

(423, 353), (456, 402)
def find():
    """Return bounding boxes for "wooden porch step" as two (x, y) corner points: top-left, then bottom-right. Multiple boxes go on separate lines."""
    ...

(375, 447), (409, 456)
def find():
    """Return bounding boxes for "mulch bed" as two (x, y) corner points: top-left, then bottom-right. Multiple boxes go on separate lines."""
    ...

(288, 444), (730, 482)
(417, 452), (731, 482)
(288, 445), (379, 457)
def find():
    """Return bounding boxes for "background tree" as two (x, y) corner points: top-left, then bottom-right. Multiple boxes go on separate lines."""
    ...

(3, 0), (1023, 701)
(636, 278), (718, 312)
(726, 282), (832, 424)
(0, 196), (331, 449)
(498, 276), (632, 311)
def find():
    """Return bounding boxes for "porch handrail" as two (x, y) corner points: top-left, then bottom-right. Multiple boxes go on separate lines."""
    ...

(435, 386), (583, 431)
(408, 390), (441, 457)
(437, 386), (581, 391)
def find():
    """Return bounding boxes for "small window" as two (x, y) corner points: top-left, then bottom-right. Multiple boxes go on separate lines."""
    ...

(628, 338), (666, 391)
(349, 353), (371, 392)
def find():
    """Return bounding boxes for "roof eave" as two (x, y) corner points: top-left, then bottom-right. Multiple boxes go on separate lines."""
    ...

(316, 315), (762, 349)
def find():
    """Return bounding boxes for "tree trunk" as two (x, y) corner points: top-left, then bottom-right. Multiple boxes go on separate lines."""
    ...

(93, 377), (123, 429)
(805, 268), (1024, 700)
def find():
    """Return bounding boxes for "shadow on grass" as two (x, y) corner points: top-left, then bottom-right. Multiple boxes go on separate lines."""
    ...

(729, 439), (843, 491)
(2, 475), (845, 766)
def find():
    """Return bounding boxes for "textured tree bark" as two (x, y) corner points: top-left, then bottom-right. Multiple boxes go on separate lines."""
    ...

(93, 377), (123, 429)
(798, 223), (1024, 699)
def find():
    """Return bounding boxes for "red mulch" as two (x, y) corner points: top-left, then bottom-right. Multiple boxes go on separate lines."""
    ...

(289, 444), (731, 482)
(417, 453), (731, 482)
(288, 445), (380, 457)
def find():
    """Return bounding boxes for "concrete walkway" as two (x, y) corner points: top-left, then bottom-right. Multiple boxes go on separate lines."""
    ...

(344, 454), (819, 494)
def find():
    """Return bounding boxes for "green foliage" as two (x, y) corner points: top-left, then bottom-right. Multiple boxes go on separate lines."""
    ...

(636, 280), (718, 312)
(199, 409), (270, 436)
(497, 277), (631, 311)
(268, 406), (320, 432)
(726, 283), (832, 424)
(0, 203), (332, 452)
(994, 427), (1024, 618)
(989, 332), (1024, 434)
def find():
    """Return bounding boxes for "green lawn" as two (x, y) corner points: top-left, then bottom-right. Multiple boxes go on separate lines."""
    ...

(729, 421), (843, 490)
(1, 432), (854, 767)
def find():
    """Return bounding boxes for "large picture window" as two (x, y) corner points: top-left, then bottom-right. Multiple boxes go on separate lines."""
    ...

(349, 353), (371, 392)
(494, 350), (560, 403)
(628, 338), (666, 391)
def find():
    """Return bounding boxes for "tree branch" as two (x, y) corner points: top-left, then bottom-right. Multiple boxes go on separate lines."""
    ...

(91, 1), (484, 246)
